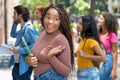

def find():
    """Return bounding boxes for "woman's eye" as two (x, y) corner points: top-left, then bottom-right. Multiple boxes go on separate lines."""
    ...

(45, 16), (50, 19)
(54, 18), (59, 21)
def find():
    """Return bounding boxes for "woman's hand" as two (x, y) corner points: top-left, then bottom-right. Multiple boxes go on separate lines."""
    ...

(76, 50), (85, 57)
(110, 69), (117, 80)
(26, 54), (38, 67)
(10, 46), (20, 54)
(47, 45), (65, 59)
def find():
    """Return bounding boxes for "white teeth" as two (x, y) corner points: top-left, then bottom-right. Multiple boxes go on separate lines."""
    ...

(47, 26), (53, 30)
(48, 26), (53, 28)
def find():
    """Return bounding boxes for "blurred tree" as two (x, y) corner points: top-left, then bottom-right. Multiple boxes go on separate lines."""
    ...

(49, 0), (58, 4)
(69, 0), (90, 16)
(20, 0), (50, 15)
(20, 0), (105, 18)
(48, 0), (76, 8)
(96, 0), (108, 11)
(49, 0), (54, 4)
(87, 0), (108, 17)
(89, 0), (96, 17)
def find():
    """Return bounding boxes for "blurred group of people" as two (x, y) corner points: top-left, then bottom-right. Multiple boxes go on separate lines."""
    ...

(8, 3), (118, 80)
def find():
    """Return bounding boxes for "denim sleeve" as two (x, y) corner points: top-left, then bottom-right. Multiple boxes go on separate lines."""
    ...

(18, 27), (38, 54)
(10, 22), (19, 38)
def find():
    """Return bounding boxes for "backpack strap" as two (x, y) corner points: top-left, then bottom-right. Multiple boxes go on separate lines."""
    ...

(82, 38), (87, 50)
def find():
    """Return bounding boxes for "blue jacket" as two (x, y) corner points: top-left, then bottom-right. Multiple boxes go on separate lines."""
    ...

(9, 20), (38, 75)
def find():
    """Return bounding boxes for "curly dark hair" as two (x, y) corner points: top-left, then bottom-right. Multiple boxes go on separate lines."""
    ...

(14, 5), (30, 22)
(41, 4), (74, 66)
(99, 11), (118, 34)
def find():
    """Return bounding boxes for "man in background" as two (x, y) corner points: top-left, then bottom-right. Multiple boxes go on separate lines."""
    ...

(9, 5), (38, 80)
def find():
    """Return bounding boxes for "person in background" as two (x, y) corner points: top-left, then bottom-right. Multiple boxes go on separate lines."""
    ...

(9, 5), (38, 80)
(33, 5), (46, 34)
(25, 4), (74, 80)
(75, 15), (106, 80)
(71, 22), (78, 51)
(98, 12), (118, 80)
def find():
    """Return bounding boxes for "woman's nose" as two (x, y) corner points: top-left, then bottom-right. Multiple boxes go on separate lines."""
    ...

(49, 19), (54, 23)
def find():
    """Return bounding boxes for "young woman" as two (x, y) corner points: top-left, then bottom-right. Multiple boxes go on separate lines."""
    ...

(98, 12), (118, 80)
(34, 6), (45, 23)
(76, 15), (106, 80)
(33, 5), (46, 34)
(26, 4), (74, 80)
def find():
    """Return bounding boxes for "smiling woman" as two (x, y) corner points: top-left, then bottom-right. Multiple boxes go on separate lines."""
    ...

(26, 4), (74, 80)
(44, 8), (60, 33)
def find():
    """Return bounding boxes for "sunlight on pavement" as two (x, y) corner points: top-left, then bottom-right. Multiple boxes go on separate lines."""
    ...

(0, 69), (12, 80)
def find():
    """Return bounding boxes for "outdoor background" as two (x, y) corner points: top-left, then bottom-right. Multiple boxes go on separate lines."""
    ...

(0, 0), (120, 80)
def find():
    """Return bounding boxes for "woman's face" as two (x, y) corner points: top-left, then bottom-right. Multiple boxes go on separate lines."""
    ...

(77, 18), (82, 33)
(97, 15), (105, 28)
(35, 9), (42, 21)
(43, 8), (60, 33)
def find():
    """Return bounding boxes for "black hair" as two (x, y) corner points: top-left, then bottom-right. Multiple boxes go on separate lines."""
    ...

(14, 5), (30, 22)
(81, 15), (100, 43)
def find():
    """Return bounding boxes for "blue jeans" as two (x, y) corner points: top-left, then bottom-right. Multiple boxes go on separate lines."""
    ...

(12, 63), (33, 80)
(77, 67), (100, 80)
(99, 53), (113, 80)
(34, 69), (67, 80)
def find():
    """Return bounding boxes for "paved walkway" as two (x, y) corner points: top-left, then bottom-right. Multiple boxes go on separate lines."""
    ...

(0, 45), (13, 68)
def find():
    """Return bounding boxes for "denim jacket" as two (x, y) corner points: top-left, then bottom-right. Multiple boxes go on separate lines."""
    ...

(9, 20), (38, 75)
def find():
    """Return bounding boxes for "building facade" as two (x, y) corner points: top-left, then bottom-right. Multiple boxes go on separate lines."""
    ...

(0, 0), (19, 44)
(108, 0), (120, 17)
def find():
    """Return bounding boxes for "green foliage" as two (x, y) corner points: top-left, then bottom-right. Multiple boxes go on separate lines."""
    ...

(70, 22), (75, 29)
(20, 0), (50, 15)
(67, 0), (101, 17)
(59, 0), (70, 7)
(74, 1), (90, 15)
(67, 0), (90, 16)
(95, 9), (100, 16)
